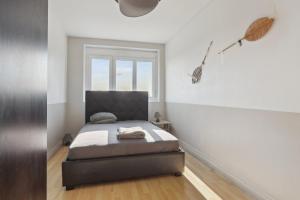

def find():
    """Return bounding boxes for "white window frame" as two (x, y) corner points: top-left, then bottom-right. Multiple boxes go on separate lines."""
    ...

(84, 46), (160, 102)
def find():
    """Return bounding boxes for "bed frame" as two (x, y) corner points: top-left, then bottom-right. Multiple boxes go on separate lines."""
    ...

(62, 91), (185, 190)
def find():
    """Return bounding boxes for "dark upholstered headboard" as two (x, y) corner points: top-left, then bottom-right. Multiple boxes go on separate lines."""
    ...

(85, 91), (148, 123)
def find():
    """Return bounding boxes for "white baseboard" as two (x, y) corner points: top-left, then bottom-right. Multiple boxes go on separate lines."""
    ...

(47, 142), (62, 160)
(180, 140), (276, 200)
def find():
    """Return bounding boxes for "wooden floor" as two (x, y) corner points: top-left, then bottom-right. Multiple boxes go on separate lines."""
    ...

(48, 147), (252, 200)
(185, 154), (253, 200)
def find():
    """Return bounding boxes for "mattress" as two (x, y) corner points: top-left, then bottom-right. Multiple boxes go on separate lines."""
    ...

(67, 120), (179, 160)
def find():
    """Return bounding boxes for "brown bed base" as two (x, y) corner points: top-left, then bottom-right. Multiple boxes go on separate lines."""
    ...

(62, 149), (185, 190)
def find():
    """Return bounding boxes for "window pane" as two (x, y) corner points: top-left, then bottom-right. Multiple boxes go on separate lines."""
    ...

(116, 60), (133, 91)
(137, 61), (153, 97)
(91, 58), (110, 91)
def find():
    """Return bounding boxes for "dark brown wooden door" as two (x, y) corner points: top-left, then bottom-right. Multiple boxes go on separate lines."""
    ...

(0, 0), (47, 199)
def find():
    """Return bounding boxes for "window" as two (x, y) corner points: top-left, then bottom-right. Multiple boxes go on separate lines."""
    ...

(86, 47), (159, 101)
(137, 61), (153, 97)
(91, 58), (110, 91)
(116, 60), (133, 91)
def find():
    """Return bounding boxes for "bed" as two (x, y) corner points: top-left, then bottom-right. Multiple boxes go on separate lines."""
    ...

(62, 91), (185, 190)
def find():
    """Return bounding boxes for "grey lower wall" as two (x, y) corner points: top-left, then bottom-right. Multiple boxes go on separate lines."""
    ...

(166, 102), (300, 200)
(47, 103), (66, 159)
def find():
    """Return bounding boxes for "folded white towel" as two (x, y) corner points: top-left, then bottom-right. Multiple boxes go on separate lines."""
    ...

(118, 127), (143, 133)
(117, 127), (146, 139)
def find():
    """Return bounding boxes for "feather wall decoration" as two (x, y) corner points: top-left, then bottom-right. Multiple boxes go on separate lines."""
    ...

(218, 17), (275, 54)
(189, 41), (214, 84)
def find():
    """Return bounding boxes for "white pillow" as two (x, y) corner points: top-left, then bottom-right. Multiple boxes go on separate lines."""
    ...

(90, 112), (117, 124)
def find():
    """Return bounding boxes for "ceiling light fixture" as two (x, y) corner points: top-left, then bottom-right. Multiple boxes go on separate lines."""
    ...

(115, 0), (160, 17)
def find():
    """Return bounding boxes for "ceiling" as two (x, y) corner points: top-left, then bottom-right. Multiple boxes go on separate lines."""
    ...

(50, 0), (210, 43)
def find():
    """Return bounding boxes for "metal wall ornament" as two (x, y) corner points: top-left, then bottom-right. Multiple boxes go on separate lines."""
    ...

(189, 41), (214, 84)
(218, 17), (275, 54)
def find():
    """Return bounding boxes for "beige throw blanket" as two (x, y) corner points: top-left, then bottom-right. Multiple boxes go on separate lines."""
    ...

(117, 127), (146, 139)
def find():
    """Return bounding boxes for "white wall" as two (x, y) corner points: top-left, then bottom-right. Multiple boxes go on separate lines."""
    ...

(166, 0), (300, 113)
(66, 37), (165, 135)
(47, 1), (67, 158)
(48, 5), (67, 105)
(166, 0), (300, 199)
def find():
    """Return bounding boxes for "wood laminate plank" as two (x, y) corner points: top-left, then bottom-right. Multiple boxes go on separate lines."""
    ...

(185, 153), (253, 200)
